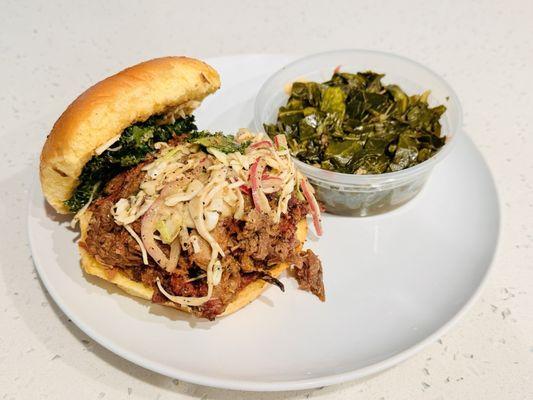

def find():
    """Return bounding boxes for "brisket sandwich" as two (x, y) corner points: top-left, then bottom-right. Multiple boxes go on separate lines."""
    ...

(40, 57), (324, 320)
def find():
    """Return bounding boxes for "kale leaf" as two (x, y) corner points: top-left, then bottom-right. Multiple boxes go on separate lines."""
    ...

(65, 115), (197, 212)
(187, 131), (249, 154)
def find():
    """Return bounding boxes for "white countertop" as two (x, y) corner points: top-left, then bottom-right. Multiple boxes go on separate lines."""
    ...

(1, 0), (532, 398)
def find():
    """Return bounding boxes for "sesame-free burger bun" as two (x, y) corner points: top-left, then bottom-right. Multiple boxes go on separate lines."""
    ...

(40, 56), (220, 214)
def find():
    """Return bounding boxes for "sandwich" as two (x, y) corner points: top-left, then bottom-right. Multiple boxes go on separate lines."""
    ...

(40, 56), (324, 320)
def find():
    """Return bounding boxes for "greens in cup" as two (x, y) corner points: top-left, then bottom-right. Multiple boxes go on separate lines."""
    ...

(264, 70), (447, 175)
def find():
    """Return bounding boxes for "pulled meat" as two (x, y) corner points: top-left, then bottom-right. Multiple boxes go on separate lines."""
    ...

(82, 162), (324, 319)
(291, 250), (325, 301)
(85, 163), (147, 267)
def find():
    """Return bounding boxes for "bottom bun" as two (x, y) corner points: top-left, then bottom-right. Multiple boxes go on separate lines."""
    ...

(78, 212), (307, 317)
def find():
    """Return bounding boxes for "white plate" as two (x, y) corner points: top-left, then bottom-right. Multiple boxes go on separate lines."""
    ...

(27, 55), (500, 391)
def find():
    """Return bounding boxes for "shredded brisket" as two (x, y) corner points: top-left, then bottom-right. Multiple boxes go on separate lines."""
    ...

(290, 250), (325, 301)
(83, 163), (324, 319)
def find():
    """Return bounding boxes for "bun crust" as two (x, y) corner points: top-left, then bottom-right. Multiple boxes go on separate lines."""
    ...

(40, 57), (220, 214)
(78, 212), (307, 318)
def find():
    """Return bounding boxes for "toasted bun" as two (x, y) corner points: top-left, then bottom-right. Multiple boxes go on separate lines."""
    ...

(40, 57), (221, 214)
(78, 212), (307, 317)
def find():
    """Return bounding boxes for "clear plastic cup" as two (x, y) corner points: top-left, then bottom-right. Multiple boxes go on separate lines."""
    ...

(254, 50), (463, 216)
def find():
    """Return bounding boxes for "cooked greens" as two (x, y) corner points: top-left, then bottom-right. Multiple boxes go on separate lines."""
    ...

(264, 71), (446, 175)
(65, 115), (197, 212)
(187, 131), (249, 154)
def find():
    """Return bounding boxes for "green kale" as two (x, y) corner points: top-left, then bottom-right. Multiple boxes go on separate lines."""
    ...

(187, 131), (249, 154)
(65, 115), (197, 212)
(264, 71), (447, 175)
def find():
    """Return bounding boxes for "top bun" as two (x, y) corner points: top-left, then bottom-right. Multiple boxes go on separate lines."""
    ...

(40, 56), (221, 214)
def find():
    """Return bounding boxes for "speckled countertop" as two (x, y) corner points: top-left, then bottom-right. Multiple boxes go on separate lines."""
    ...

(1, 1), (532, 399)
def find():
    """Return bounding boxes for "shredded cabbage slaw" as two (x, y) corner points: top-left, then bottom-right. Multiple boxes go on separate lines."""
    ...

(109, 129), (322, 307)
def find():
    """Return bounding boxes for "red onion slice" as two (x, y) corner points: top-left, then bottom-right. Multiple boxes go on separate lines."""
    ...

(249, 140), (273, 150)
(300, 177), (323, 236)
(249, 159), (270, 212)
(273, 134), (287, 150)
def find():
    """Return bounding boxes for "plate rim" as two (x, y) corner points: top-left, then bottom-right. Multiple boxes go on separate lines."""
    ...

(27, 54), (502, 392)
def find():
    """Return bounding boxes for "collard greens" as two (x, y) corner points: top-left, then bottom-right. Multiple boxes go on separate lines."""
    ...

(264, 71), (446, 175)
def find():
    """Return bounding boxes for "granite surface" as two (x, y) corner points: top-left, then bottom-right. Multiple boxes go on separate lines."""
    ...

(1, 0), (532, 399)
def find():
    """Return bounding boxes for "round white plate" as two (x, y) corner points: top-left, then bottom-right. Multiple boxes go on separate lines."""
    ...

(28, 55), (500, 391)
